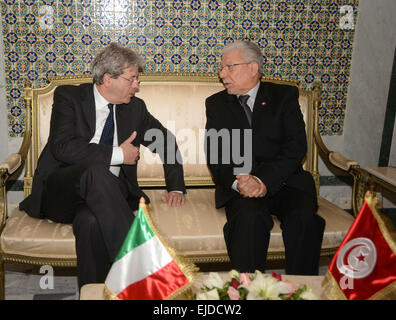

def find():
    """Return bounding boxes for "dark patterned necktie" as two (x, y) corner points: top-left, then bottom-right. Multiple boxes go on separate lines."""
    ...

(238, 94), (252, 126)
(99, 103), (114, 146)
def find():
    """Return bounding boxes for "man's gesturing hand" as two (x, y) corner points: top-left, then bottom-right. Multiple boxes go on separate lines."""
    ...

(120, 131), (140, 165)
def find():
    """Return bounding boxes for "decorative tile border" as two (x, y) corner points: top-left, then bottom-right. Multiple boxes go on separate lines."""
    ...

(2, 0), (358, 137)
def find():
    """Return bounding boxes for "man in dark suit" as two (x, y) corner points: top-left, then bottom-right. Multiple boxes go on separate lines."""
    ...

(20, 43), (186, 288)
(205, 41), (325, 275)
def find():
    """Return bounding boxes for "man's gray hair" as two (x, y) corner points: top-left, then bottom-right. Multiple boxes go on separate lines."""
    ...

(92, 43), (144, 84)
(222, 41), (263, 75)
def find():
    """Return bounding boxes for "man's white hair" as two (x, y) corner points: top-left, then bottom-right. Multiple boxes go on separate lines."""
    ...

(222, 41), (263, 75)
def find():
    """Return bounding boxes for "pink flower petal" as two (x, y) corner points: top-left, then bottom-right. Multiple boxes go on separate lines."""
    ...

(239, 273), (251, 286)
(227, 286), (240, 300)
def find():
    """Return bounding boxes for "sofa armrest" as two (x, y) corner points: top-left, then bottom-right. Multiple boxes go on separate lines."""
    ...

(314, 130), (359, 173)
(0, 152), (25, 232)
(0, 168), (8, 231)
(0, 153), (23, 230)
(311, 93), (362, 216)
(0, 153), (22, 175)
(312, 94), (359, 174)
(0, 123), (31, 229)
(328, 151), (358, 172)
(315, 133), (362, 217)
(0, 125), (30, 179)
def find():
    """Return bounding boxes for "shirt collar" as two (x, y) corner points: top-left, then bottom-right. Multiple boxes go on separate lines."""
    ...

(93, 84), (111, 110)
(246, 81), (260, 102)
(237, 81), (260, 107)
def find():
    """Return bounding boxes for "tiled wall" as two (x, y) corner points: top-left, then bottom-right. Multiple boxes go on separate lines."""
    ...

(2, 0), (358, 137)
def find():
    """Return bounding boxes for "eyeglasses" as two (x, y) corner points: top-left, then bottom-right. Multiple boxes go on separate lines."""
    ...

(217, 62), (251, 73)
(119, 75), (140, 85)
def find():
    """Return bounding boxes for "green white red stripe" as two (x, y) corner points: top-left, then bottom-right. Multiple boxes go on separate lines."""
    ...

(104, 204), (189, 300)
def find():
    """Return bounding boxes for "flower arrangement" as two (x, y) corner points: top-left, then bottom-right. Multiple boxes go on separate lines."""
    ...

(195, 270), (317, 300)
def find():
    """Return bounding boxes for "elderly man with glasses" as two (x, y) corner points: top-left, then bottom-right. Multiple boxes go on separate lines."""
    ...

(205, 41), (325, 275)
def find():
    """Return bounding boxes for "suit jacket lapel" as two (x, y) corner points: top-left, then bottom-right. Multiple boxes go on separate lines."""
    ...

(225, 82), (271, 128)
(115, 104), (127, 144)
(252, 81), (272, 127)
(253, 81), (271, 111)
(226, 94), (250, 128)
(81, 84), (96, 137)
(115, 98), (140, 144)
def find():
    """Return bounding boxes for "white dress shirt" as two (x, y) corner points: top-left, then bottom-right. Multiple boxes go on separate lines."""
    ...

(90, 85), (124, 177)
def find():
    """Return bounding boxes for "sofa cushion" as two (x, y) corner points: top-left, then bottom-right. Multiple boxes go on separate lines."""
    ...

(317, 196), (355, 249)
(1, 189), (354, 261)
(145, 189), (354, 257)
(1, 208), (76, 259)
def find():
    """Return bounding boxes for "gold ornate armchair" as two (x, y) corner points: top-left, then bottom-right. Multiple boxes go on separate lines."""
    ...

(0, 74), (359, 299)
(352, 166), (396, 216)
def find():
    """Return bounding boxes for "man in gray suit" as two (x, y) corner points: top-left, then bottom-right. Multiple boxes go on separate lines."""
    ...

(20, 43), (186, 288)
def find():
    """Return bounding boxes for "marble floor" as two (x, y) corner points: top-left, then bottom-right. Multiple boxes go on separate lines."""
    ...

(4, 264), (79, 300)
(4, 258), (331, 300)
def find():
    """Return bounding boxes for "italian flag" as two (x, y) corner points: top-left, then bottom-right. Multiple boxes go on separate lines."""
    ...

(104, 200), (194, 300)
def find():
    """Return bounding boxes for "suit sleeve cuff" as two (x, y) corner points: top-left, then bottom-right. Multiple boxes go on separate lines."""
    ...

(252, 175), (262, 184)
(232, 179), (239, 193)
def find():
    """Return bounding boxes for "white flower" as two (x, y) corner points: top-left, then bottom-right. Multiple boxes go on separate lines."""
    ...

(242, 272), (291, 300)
(203, 272), (226, 289)
(195, 270), (315, 300)
(196, 288), (220, 300)
(228, 269), (240, 279)
(300, 288), (317, 300)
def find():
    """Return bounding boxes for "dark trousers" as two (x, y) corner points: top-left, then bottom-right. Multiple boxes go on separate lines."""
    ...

(224, 186), (325, 275)
(41, 163), (136, 288)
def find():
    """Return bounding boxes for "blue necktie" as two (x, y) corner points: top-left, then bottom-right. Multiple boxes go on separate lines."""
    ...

(238, 94), (252, 126)
(99, 103), (114, 146)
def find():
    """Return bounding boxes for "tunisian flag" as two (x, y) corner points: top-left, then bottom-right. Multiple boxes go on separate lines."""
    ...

(103, 199), (197, 300)
(323, 192), (396, 300)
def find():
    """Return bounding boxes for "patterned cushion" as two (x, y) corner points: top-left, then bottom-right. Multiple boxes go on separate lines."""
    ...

(1, 189), (354, 260)
(1, 208), (76, 259)
(145, 189), (354, 256)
